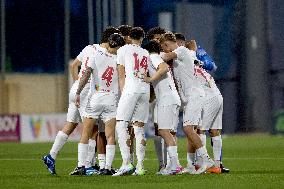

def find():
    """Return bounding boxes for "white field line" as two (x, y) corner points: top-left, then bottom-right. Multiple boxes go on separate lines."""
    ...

(0, 157), (284, 161)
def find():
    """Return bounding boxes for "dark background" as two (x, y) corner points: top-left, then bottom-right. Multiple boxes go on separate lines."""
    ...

(1, 0), (284, 134)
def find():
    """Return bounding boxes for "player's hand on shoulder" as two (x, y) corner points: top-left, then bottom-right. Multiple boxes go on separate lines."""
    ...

(142, 73), (151, 83)
(143, 76), (152, 83)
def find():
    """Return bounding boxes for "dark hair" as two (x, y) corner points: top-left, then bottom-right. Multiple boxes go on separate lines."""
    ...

(108, 33), (125, 48)
(117, 25), (132, 36)
(129, 27), (145, 40)
(146, 27), (166, 40)
(101, 26), (119, 43)
(143, 41), (161, 54)
(175, 33), (186, 41)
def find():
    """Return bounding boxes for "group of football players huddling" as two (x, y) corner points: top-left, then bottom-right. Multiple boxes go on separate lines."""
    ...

(42, 25), (230, 176)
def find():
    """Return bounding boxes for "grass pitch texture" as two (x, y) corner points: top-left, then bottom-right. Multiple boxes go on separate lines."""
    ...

(0, 134), (283, 189)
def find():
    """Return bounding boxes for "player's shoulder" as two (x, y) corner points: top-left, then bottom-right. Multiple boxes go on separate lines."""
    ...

(176, 45), (188, 52)
(150, 53), (161, 60)
(141, 47), (150, 55)
(175, 46), (196, 56)
(117, 44), (129, 54)
(150, 53), (163, 66)
(81, 44), (100, 54)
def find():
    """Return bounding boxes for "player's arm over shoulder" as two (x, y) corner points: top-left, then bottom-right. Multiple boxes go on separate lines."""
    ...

(147, 54), (169, 83)
(161, 52), (177, 62)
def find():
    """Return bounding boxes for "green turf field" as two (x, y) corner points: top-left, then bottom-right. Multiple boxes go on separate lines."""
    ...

(0, 134), (283, 189)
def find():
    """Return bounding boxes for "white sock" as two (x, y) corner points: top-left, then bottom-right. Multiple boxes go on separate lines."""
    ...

(187, 153), (195, 166)
(85, 139), (96, 168)
(98, 154), (106, 169)
(166, 152), (170, 169)
(167, 146), (178, 170)
(133, 126), (146, 167)
(196, 146), (210, 160)
(154, 135), (164, 167)
(78, 143), (88, 167)
(50, 131), (68, 159)
(212, 135), (222, 167)
(116, 121), (130, 166)
(199, 133), (206, 147)
(195, 153), (203, 167)
(105, 145), (115, 170)
(163, 140), (167, 166)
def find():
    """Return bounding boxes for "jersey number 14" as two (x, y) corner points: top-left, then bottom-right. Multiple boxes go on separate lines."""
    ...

(133, 53), (148, 77)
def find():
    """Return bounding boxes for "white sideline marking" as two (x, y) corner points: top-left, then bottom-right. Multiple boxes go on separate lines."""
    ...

(0, 157), (284, 161)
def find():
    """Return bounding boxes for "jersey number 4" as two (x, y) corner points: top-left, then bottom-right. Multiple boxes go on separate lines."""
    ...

(133, 53), (148, 75)
(102, 66), (114, 87)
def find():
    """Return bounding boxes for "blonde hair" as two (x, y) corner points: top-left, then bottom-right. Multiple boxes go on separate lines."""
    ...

(159, 32), (176, 44)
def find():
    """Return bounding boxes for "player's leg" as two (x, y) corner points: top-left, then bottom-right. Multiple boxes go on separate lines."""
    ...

(42, 102), (80, 175)
(85, 124), (99, 174)
(157, 105), (182, 175)
(97, 131), (107, 171)
(168, 131), (182, 171)
(131, 93), (149, 175)
(158, 129), (178, 174)
(128, 125), (135, 164)
(113, 92), (138, 176)
(208, 95), (229, 173)
(155, 105), (181, 175)
(70, 117), (97, 175)
(183, 96), (214, 174)
(154, 123), (165, 171)
(70, 93), (102, 175)
(183, 125), (214, 174)
(100, 118), (116, 175)
(132, 121), (146, 175)
(50, 122), (77, 158)
(182, 137), (197, 174)
(195, 129), (206, 168)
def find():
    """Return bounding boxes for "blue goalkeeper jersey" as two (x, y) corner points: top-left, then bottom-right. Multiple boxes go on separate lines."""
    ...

(196, 46), (217, 72)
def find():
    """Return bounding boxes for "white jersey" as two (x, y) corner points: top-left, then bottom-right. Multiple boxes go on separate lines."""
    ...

(88, 48), (118, 95)
(117, 44), (150, 94)
(148, 53), (181, 106)
(194, 66), (221, 97)
(171, 46), (205, 103)
(77, 44), (106, 79)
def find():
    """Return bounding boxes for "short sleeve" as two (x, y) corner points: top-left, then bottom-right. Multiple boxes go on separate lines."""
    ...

(117, 47), (125, 66)
(77, 46), (88, 62)
(150, 54), (164, 69)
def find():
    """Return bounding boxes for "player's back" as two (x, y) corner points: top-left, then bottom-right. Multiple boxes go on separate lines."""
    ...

(117, 44), (150, 94)
(149, 53), (181, 106)
(77, 44), (106, 80)
(89, 49), (118, 95)
(172, 46), (205, 99)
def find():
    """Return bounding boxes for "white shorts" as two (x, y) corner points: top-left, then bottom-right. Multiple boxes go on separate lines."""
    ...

(84, 92), (118, 123)
(183, 95), (204, 126)
(157, 104), (180, 132)
(66, 81), (90, 123)
(199, 95), (223, 130)
(116, 92), (149, 123)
